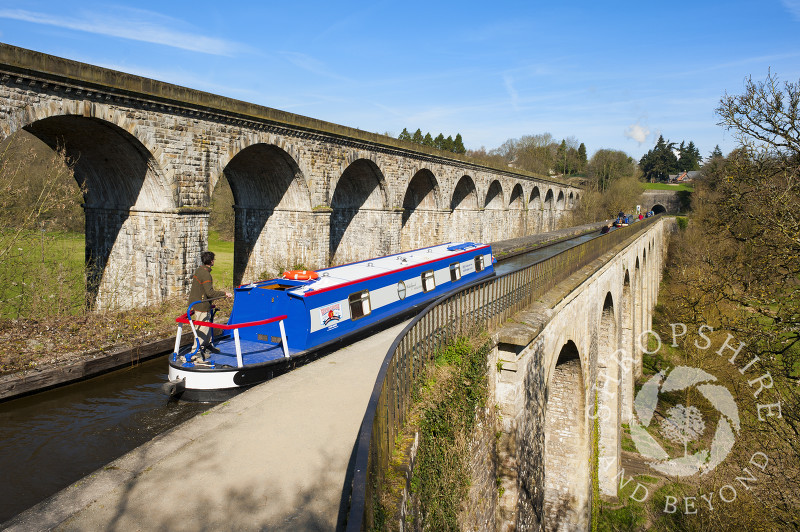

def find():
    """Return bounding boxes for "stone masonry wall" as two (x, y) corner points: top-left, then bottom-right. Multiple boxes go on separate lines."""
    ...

(0, 46), (580, 309)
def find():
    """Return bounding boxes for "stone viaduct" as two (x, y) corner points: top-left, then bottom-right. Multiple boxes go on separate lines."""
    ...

(488, 218), (667, 530)
(0, 44), (580, 309)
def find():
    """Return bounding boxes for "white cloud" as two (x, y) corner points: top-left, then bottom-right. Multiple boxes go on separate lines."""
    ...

(624, 122), (650, 144)
(503, 74), (519, 109)
(0, 8), (248, 56)
(781, 0), (800, 21)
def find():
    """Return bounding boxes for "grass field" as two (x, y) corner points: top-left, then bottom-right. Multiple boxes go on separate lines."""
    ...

(208, 230), (235, 289)
(0, 230), (237, 319)
(641, 182), (693, 192)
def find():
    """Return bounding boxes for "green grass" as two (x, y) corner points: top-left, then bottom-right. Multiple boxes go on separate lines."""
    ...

(0, 230), (86, 318)
(208, 230), (235, 289)
(641, 182), (694, 192)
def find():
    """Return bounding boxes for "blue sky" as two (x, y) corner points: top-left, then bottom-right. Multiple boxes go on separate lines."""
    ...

(1, 1), (799, 160)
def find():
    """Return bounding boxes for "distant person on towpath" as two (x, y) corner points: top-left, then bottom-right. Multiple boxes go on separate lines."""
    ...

(188, 251), (232, 361)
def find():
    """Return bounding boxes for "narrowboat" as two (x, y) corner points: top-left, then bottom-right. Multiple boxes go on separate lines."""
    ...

(163, 242), (494, 400)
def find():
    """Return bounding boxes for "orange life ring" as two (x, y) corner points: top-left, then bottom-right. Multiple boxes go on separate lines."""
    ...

(282, 270), (319, 281)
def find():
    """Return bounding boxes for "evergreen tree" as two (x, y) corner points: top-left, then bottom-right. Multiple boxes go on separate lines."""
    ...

(398, 128), (412, 141)
(711, 145), (723, 158)
(412, 129), (423, 144)
(423, 132), (434, 147)
(639, 135), (679, 182)
(556, 140), (568, 175)
(434, 133), (445, 150)
(578, 143), (588, 172)
(444, 135), (454, 152)
(453, 133), (466, 154)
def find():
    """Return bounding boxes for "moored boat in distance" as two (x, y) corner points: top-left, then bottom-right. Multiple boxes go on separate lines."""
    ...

(163, 242), (495, 400)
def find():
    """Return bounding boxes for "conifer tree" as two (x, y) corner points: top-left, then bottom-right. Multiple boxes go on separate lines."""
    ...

(423, 132), (434, 146)
(398, 128), (412, 141)
(453, 134), (466, 154)
(412, 129), (423, 144)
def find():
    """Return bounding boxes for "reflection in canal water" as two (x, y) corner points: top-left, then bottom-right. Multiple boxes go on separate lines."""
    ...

(0, 357), (211, 523)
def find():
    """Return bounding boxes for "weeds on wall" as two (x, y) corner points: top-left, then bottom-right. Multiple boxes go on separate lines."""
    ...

(374, 336), (492, 531)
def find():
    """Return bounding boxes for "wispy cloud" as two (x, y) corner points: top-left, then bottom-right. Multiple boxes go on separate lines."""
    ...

(503, 74), (519, 110)
(624, 121), (650, 144)
(782, 0), (800, 20)
(279, 51), (354, 83)
(0, 7), (248, 56)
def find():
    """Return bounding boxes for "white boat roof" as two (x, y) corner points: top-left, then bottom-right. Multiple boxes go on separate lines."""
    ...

(290, 242), (489, 296)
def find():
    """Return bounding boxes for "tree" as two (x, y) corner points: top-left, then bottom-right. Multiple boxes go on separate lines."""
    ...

(422, 132), (434, 147)
(434, 133), (445, 150)
(398, 128), (412, 142)
(577, 143), (588, 173)
(453, 134), (466, 154)
(412, 129), (423, 144)
(657, 72), (800, 528)
(556, 140), (567, 175)
(639, 135), (679, 182)
(660, 405), (705, 457)
(587, 149), (638, 192)
(677, 140), (702, 171)
(443, 135), (454, 153)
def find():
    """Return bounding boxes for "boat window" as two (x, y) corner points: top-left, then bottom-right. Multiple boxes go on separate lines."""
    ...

(474, 255), (484, 272)
(397, 280), (406, 300)
(422, 270), (435, 292)
(349, 290), (371, 320)
(450, 263), (461, 282)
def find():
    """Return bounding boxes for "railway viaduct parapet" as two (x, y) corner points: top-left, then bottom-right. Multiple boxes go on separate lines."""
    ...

(0, 44), (580, 309)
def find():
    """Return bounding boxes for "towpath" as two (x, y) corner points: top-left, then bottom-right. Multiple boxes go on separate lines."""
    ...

(5, 320), (409, 531)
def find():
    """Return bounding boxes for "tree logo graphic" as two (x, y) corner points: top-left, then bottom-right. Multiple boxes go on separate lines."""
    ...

(630, 366), (740, 477)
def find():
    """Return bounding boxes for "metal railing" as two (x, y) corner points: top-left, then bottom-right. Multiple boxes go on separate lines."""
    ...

(346, 216), (662, 530)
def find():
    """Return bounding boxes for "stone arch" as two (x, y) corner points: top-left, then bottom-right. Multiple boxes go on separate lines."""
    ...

(483, 179), (505, 242)
(221, 143), (313, 284)
(5, 100), (175, 196)
(543, 189), (555, 231)
(543, 340), (590, 530)
(214, 134), (312, 203)
(634, 257), (643, 377)
(329, 158), (389, 265)
(484, 179), (505, 209)
(556, 190), (565, 211)
(529, 186), (543, 234)
(597, 291), (621, 496)
(401, 169), (441, 250)
(568, 191), (574, 208)
(21, 114), (175, 309)
(509, 183), (524, 209)
(509, 183), (525, 238)
(620, 270), (635, 423)
(652, 203), (666, 215)
(450, 175), (479, 242)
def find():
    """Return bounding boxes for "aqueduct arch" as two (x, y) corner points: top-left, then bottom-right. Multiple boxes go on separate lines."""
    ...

(221, 143), (312, 283)
(329, 158), (389, 265)
(20, 114), (178, 309)
(543, 340), (590, 531)
(596, 292), (621, 496)
(449, 175), (479, 242)
(400, 169), (440, 251)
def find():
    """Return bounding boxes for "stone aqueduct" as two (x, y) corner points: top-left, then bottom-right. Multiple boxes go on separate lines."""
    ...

(0, 45), (579, 309)
(493, 219), (667, 530)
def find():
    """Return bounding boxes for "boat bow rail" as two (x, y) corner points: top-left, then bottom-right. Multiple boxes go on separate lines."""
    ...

(173, 312), (289, 368)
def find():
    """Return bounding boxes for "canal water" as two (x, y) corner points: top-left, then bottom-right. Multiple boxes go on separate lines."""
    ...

(0, 229), (603, 524)
(0, 356), (211, 523)
(494, 230), (600, 276)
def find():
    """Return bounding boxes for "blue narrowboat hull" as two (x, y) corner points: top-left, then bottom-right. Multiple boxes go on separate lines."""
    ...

(164, 242), (494, 399)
